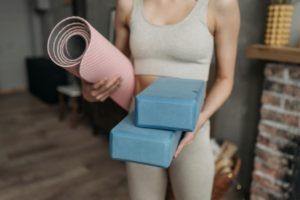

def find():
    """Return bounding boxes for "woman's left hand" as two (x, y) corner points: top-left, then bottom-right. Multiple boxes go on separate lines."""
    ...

(174, 113), (207, 158)
(174, 131), (196, 158)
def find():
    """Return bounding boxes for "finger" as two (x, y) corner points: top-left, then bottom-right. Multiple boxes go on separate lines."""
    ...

(105, 75), (122, 88)
(96, 83), (120, 100)
(111, 84), (121, 93)
(93, 77), (108, 89)
(174, 138), (188, 158)
(186, 140), (192, 146)
(100, 84), (121, 102)
(100, 95), (109, 102)
(91, 78), (121, 97)
(94, 75), (121, 95)
(100, 84), (121, 101)
(103, 78), (122, 92)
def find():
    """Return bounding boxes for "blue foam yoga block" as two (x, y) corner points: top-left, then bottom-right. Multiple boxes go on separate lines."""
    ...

(110, 111), (183, 168)
(135, 77), (205, 132)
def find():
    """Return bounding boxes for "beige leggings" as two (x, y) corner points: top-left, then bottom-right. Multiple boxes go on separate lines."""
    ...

(126, 99), (214, 200)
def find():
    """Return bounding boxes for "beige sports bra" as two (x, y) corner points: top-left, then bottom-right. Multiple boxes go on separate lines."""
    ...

(129, 0), (214, 81)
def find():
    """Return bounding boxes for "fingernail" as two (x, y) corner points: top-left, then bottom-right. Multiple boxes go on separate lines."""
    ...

(118, 75), (121, 79)
(103, 78), (108, 82)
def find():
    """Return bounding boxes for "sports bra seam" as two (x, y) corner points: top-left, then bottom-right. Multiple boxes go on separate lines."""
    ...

(202, 0), (211, 31)
(130, 0), (140, 24)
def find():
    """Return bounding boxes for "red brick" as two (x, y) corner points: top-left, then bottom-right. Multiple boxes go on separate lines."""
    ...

(258, 124), (300, 143)
(285, 99), (300, 112)
(251, 183), (285, 200)
(283, 85), (300, 97)
(265, 64), (284, 78)
(289, 68), (300, 80)
(257, 133), (298, 155)
(264, 80), (284, 93)
(255, 147), (291, 171)
(254, 157), (288, 180)
(252, 173), (285, 193)
(250, 195), (264, 200)
(257, 136), (279, 151)
(261, 93), (281, 107)
(260, 108), (299, 126)
(264, 80), (300, 98)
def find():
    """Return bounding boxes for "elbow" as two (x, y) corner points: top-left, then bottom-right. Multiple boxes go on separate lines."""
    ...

(226, 78), (234, 95)
(228, 79), (234, 93)
(216, 77), (234, 96)
(216, 76), (234, 86)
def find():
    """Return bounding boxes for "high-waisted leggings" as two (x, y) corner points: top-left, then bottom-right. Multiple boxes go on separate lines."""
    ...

(126, 98), (215, 200)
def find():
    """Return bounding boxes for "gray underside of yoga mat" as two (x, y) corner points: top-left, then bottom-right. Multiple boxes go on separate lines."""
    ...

(48, 18), (90, 65)
(66, 35), (86, 59)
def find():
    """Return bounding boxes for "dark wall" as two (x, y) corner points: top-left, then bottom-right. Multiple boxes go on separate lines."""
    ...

(0, 0), (33, 90)
(289, 1), (300, 47)
(215, 0), (269, 195)
(41, 0), (73, 56)
(86, 0), (118, 38)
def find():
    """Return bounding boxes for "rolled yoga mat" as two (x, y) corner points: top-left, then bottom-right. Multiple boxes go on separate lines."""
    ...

(110, 111), (183, 168)
(135, 77), (205, 132)
(47, 16), (135, 111)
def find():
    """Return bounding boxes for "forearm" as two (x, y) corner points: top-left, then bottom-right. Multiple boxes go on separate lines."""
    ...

(194, 77), (234, 133)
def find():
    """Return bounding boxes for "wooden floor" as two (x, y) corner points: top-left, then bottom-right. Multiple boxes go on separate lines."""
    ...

(0, 93), (129, 200)
(0, 92), (241, 200)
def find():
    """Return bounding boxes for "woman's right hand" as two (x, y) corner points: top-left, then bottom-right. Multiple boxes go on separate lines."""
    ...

(81, 74), (123, 102)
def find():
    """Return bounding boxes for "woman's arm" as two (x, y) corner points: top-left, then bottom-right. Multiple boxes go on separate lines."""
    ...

(81, 0), (133, 102)
(174, 0), (240, 158)
(114, 0), (133, 58)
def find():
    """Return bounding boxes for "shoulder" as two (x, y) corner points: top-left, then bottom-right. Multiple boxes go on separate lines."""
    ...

(117, 0), (134, 10)
(116, 0), (134, 18)
(211, 0), (239, 13)
(116, 0), (134, 26)
(210, 0), (240, 29)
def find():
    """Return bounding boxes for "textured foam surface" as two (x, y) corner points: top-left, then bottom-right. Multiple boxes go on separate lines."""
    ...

(47, 16), (134, 111)
(110, 111), (183, 168)
(135, 78), (205, 132)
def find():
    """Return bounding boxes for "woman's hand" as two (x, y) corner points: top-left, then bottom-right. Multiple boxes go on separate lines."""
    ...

(174, 131), (196, 158)
(174, 112), (207, 158)
(81, 74), (123, 102)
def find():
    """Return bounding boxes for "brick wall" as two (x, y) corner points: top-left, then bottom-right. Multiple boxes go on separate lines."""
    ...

(251, 63), (300, 200)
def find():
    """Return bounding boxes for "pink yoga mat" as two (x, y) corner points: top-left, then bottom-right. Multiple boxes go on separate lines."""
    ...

(47, 16), (134, 111)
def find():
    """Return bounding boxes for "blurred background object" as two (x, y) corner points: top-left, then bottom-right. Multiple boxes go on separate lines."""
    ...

(26, 58), (68, 105)
(57, 84), (82, 128)
(264, 4), (293, 47)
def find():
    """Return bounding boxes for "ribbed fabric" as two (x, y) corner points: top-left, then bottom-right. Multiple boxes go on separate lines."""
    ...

(129, 0), (214, 81)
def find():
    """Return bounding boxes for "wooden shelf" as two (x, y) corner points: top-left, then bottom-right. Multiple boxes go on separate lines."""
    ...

(247, 44), (300, 64)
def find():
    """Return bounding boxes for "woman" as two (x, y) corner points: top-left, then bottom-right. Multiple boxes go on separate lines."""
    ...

(82, 0), (240, 199)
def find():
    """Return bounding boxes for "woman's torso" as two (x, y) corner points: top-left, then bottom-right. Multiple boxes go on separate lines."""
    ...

(125, 0), (215, 97)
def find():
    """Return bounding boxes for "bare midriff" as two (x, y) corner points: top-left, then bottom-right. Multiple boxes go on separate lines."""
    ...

(134, 75), (207, 97)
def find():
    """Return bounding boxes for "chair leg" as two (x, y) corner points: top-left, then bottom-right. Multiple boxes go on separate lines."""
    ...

(59, 93), (65, 121)
(72, 97), (77, 128)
